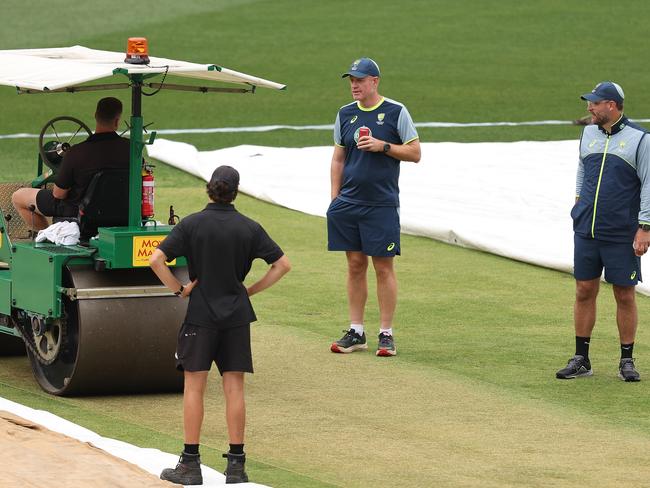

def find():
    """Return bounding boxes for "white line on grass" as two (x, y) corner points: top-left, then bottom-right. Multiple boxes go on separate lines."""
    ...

(3, 118), (650, 139)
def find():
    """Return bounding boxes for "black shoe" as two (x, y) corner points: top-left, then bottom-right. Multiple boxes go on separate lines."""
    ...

(376, 332), (397, 357)
(556, 355), (593, 379)
(223, 452), (248, 484)
(160, 452), (203, 485)
(330, 329), (367, 353)
(619, 358), (641, 382)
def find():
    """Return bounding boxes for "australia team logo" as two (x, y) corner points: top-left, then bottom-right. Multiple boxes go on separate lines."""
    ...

(354, 126), (372, 143)
(377, 113), (385, 125)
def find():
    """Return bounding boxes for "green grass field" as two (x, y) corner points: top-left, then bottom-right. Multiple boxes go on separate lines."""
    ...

(2, 1), (650, 486)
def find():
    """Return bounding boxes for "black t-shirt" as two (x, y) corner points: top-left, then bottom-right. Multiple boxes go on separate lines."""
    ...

(157, 202), (284, 329)
(55, 132), (130, 205)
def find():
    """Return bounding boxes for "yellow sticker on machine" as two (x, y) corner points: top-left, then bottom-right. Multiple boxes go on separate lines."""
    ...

(132, 235), (176, 267)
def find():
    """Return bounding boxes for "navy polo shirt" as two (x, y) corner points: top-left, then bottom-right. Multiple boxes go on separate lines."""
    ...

(158, 202), (284, 329)
(333, 97), (419, 206)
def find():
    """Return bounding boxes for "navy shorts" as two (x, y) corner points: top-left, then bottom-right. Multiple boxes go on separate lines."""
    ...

(326, 198), (400, 257)
(574, 234), (641, 286)
(175, 323), (253, 375)
(35, 189), (78, 218)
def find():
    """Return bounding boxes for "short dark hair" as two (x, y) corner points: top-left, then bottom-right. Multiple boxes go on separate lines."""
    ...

(95, 97), (123, 124)
(615, 100), (624, 111)
(207, 180), (237, 204)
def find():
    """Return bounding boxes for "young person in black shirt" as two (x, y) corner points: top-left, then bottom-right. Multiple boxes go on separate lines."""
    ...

(150, 165), (291, 485)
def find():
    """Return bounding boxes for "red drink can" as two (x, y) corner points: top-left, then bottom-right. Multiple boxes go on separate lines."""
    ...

(358, 127), (370, 138)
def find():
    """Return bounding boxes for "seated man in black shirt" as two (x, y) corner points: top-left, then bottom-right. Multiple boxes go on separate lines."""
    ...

(12, 97), (130, 231)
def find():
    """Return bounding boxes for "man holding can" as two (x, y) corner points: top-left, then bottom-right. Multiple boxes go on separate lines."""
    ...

(327, 57), (421, 357)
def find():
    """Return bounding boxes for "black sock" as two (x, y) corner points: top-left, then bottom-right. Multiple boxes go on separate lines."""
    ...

(184, 444), (200, 456)
(575, 336), (591, 359)
(621, 343), (634, 359)
(229, 443), (244, 455)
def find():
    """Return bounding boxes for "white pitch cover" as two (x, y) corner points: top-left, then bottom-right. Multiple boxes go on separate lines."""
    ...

(147, 139), (650, 297)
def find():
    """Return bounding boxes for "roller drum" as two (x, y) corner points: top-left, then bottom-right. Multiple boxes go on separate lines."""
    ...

(28, 265), (188, 396)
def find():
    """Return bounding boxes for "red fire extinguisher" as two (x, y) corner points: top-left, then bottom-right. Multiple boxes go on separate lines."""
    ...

(142, 163), (155, 219)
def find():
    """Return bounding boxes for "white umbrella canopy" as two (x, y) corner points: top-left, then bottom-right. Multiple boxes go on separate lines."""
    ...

(0, 45), (286, 91)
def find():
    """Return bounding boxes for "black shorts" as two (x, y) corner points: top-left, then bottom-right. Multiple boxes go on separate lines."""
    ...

(35, 189), (78, 218)
(175, 323), (253, 375)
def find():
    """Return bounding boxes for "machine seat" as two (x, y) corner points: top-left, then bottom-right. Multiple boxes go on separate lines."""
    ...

(78, 168), (129, 241)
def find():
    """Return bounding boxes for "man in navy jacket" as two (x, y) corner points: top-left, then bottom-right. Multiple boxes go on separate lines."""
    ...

(557, 81), (650, 382)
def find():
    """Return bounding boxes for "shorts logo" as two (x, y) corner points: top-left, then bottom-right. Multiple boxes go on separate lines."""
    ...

(631, 270), (637, 280)
(387, 242), (395, 251)
(350, 115), (358, 124)
(377, 113), (385, 125)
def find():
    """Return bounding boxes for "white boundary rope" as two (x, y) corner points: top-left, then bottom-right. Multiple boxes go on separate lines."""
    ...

(3, 119), (650, 140)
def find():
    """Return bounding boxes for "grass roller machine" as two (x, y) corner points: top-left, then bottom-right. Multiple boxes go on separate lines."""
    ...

(0, 38), (285, 395)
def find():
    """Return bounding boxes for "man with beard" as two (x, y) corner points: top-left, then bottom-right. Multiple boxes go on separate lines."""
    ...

(557, 82), (650, 382)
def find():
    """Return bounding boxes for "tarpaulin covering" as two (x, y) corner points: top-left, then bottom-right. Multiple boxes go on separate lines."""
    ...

(146, 139), (650, 296)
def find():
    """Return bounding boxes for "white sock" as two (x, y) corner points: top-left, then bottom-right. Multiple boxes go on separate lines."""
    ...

(350, 323), (364, 335)
(379, 328), (393, 336)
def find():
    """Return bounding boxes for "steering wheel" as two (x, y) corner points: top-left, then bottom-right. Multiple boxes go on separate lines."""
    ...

(38, 116), (92, 174)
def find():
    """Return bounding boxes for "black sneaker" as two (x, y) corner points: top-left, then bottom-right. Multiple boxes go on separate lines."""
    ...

(619, 358), (641, 382)
(160, 452), (203, 485)
(376, 332), (397, 357)
(556, 355), (593, 379)
(223, 452), (248, 484)
(330, 329), (367, 353)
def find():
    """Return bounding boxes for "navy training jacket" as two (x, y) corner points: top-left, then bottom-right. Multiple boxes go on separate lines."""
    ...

(571, 116), (650, 243)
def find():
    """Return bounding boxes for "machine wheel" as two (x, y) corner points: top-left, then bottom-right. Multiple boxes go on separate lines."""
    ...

(27, 265), (187, 396)
(38, 116), (92, 173)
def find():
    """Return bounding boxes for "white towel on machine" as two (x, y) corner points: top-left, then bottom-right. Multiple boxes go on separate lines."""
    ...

(35, 221), (80, 246)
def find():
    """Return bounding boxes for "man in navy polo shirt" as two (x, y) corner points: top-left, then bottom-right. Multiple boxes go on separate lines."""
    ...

(150, 165), (291, 484)
(327, 58), (421, 357)
(557, 81), (650, 382)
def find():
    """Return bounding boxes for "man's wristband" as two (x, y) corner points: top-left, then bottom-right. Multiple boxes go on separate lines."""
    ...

(174, 285), (184, 296)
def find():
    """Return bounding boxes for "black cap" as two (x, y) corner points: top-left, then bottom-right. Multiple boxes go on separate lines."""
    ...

(209, 165), (239, 191)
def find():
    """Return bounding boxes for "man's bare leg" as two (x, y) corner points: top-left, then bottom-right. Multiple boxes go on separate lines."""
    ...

(346, 251), (368, 324)
(372, 256), (397, 330)
(11, 188), (48, 230)
(223, 372), (246, 444)
(183, 370), (209, 444)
